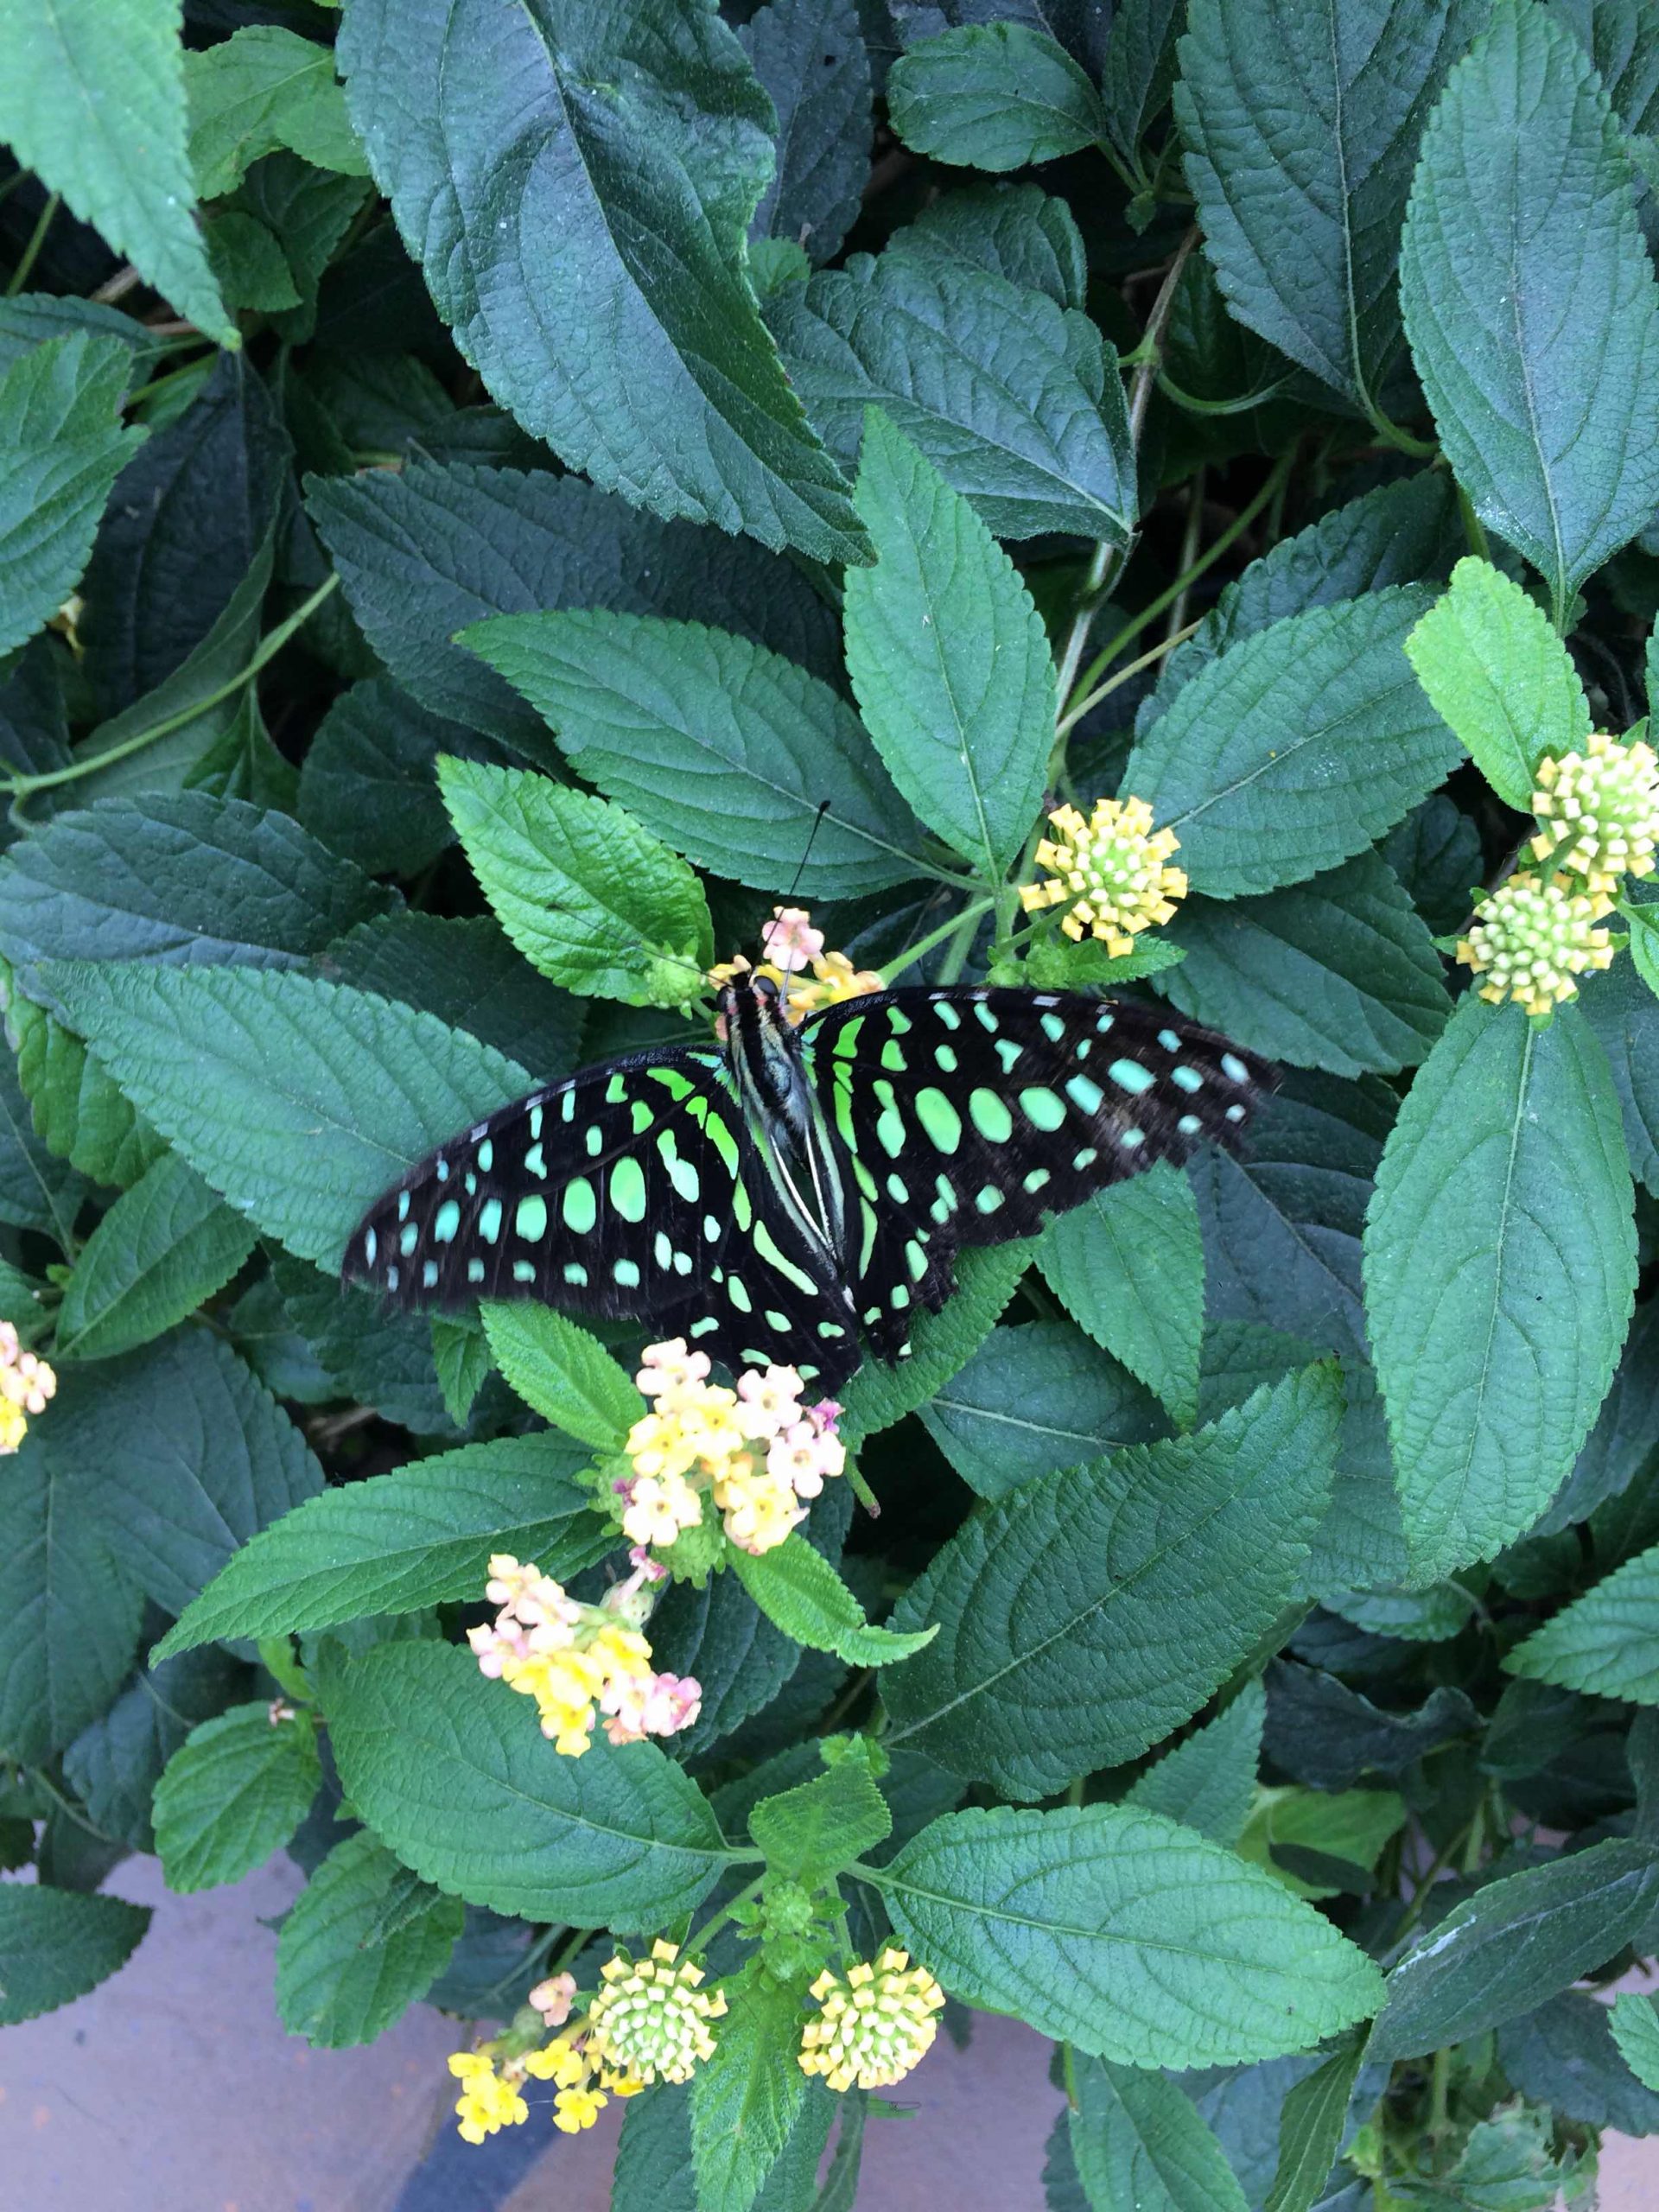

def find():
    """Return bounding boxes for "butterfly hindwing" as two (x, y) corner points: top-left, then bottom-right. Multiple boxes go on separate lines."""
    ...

(802, 987), (1274, 1358)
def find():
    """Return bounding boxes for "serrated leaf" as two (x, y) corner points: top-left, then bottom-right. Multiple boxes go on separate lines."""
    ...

(1162, 850), (1452, 1077)
(276, 1830), (461, 2049)
(430, 1312), (491, 1427)
(1174, 0), (1482, 410)
(61, 1644), (247, 1853)
(918, 1318), (1166, 1501)
(839, 1240), (1033, 1443)
(1262, 2038), (1365, 2212)
(55, 1151), (257, 1363)
(1506, 1537), (1659, 1700)
(0, 1026), (89, 1242)
(750, 1761), (891, 1880)
(154, 1432), (608, 1658)
(881, 1367), (1342, 1797)
(1499, 1988), (1659, 2134)
(1382, 793), (1484, 940)
(844, 412), (1054, 881)
(0, 1433), (143, 1764)
(438, 755), (712, 1007)
(0, 1885), (149, 2025)
(1126, 590), (1459, 899)
(1403, 556), (1591, 810)
(335, 0), (865, 563)
(1400, 0), (1659, 620)
(35, 961), (531, 1269)
(1100, 0), (1180, 169)
(306, 461), (844, 747)
(731, 1535), (938, 1666)
(317, 1639), (734, 1926)
(1580, 886), (1659, 1195)
(888, 23), (1106, 171)
(1067, 2051), (1251, 2212)
(480, 1300), (644, 1451)
(1036, 1160), (1205, 1426)
(742, 0), (872, 264)
(1611, 1992), (1659, 2093)
(1124, 1679), (1264, 1849)
(1364, 996), (1637, 1581)
(185, 24), (366, 199)
(0, 0), (232, 346)
(0, 333), (147, 658)
(894, 181), (1088, 309)
(690, 1964), (833, 2212)
(874, 1803), (1383, 2069)
(1368, 1835), (1659, 2063)
(768, 240), (1134, 543)
(152, 1700), (321, 1892)
(271, 1255), (454, 1435)
(296, 678), (480, 880)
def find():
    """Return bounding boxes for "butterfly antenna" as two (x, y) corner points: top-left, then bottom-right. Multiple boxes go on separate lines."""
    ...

(782, 801), (832, 907)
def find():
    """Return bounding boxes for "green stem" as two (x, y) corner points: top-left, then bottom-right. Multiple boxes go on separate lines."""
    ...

(1455, 482), (1491, 564)
(1364, 399), (1438, 461)
(1055, 620), (1202, 738)
(6, 192), (60, 296)
(686, 1873), (767, 1961)
(0, 572), (341, 797)
(879, 896), (996, 986)
(934, 902), (986, 986)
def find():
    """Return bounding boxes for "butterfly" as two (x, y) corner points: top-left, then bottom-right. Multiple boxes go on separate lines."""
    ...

(343, 967), (1274, 1393)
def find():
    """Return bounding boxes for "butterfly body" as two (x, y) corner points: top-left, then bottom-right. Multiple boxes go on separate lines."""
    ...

(344, 972), (1273, 1391)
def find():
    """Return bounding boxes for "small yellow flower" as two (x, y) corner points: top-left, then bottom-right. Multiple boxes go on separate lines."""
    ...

(0, 1323), (54, 1454)
(1532, 730), (1659, 897)
(585, 1939), (728, 2086)
(1020, 795), (1187, 954)
(553, 2084), (608, 2134)
(712, 1455), (805, 1554)
(798, 1948), (946, 2093)
(446, 2050), (530, 2144)
(1458, 871), (1615, 1019)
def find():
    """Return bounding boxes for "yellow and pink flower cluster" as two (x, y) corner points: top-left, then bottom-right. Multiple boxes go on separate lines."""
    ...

(709, 905), (885, 1027)
(0, 1319), (54, 1454)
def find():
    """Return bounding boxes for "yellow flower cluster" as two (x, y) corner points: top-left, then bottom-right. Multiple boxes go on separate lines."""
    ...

(1532, 729), (1659, 899)
(467, 1554), (700, 1757)
(585, 1940), (728, 2085)
(709, 906), (885, 1027)
(621, 1340), (846, 1560)
(448, 2049), (531, 2145)
(799, 1948), (946, 2092)
(0, 1321), (54, 1454)
(1457, 872), (1616, 1020)
(447, 2023), (646, 2144)
(1020, 796), (1187, 954)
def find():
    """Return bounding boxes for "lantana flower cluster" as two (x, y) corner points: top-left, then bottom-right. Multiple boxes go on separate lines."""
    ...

(467, 1551), (700, 1758)
(0, 1321), (54, 1454)
(798, 1948), (947, 2092)
(709, 906), (885, 1027)
(1020, 795), (1187, 954)
(1459, 731), (1659, 1017)
(620, 1338), (846, 1560)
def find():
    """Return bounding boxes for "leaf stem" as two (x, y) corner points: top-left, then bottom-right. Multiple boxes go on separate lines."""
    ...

(878, 896), (996, 985)
(1054, 620), (1202, 738)
(6, 192), (60, 296)
(686, 1872), (767, 1961)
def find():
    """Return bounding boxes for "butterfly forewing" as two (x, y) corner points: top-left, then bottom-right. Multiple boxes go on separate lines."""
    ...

(801, 987), (1274, 1359)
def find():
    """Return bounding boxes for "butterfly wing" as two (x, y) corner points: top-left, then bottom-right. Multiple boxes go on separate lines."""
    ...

(343, 1047), (860, 1387)
(804, 987), (1274, 1360)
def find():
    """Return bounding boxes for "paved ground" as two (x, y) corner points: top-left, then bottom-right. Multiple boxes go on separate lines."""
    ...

(2, 1855), (1653, 2210)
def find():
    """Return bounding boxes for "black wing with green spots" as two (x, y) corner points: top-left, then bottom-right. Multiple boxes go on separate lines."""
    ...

(344, 981), (1271, 1390)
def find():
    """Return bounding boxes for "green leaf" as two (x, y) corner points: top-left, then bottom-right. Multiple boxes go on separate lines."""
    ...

(1498, 1989), (1659, 2134)
(0, 1025), (89, 1242)
(296, 679), (477, 880)
(874, 1802), (1384, 2068)
(0, 1433), (143, 1764)
(9, 993), (161, 1189)
(0, 0), (233, 346)
(1364, 996), (1637, 1581)
(55, 1151), (257, 1363)
(918, 1318), (1167, 1501)
(887, 24), (1106, 172)
(1124, 1679), (1264, 1849)
(1367, 1835), (1659, 2063)
(1611, 1992), (1659, 2094)
(61, 1644), (247, 1852)
(881, 1366), (1342, 1797)
(275, 1830), (462, 2049)
(749, 1760), (891, 1880)
(741, 0), (871, 264)
(430, 1312), (491, 1428)
(0, 1885), (149, 2025)
(271, 1256), (454, 1435)
(1238, 1783), (1404, 1901)
(1161, 850), (1452, 1077)
(1580, 893), (1659, 1195)
(690, 1963), (832, 2212)
(152, 1700), (321, 1892)
(1036, 1160), (1205, 1426)
(0, 334), (147, 658)
(839, 1241), (1034, 1444)
(0, 791), (394, 972)
(844, 411), (1055, 880)
(769, 239), (1134, 544)
(1126, 590), (1459, 899)
(1506, 1537), (1659, 1700)
(480, 1300), (644, 1450)
(306, 461), (844, 748)
(1067, 2052), (1250, 2212)
(730, 1535), (939, 1666)
(185, 24), (366, 198)
(1174, 0), (1482, 410)
(1399, 0), (1659, 621)
(1262, 2038), (1365, 2212)
(1402, 556), (1591, 810)
(335, 0), (865, 564)
(438, 756), (713, 1007)
(154, 1432), (608, 1657)
(35, 962), (531, 1269)
(317, 1639), (734, 1925)
(460, 612), (927, 898)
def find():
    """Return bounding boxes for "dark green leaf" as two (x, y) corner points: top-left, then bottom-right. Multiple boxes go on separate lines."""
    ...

(1124, 1679), (1264, 1849)
(1068, 2051), (1250, 2212)
(839, 1242), (1034, 1443)
(1101, 0), (1180, 168)
(891, 181), (1088, 308)
(275, 1830), (462, 2049)
(60, 1643), (248, 1852)
(1506, 1536), (1659, 1700)
(1533, 1298), (1659, 1535)
(0, 1030), (88, 1242)
(271, 1255), (453, 1434)
(152, 1700), (321, 1891)
(1262, 1663), (1477, 1793)
(1382, 794), (1485, 940)
(0, 1885), (149, 2025)
(742, 0), (872, 264)
(55, 1150), (257, 1362)
(295, 678), (482, 880)
(1037, 1160), (1205, 1424)
(888, 24), (1106, 170)
(1498, 1989), (1659, 2133)
(1262, 2038), (1365, 2212)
